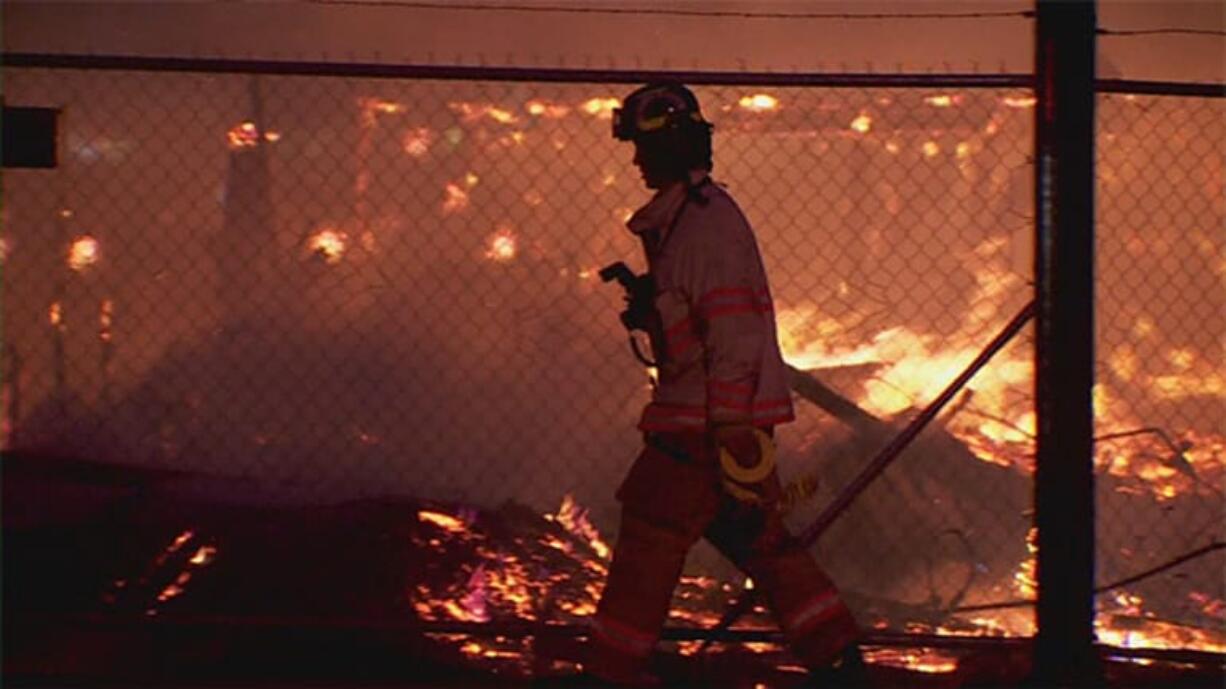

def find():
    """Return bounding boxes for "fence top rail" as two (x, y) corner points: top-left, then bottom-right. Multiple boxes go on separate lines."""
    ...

(3, 52), (1033, 89)
(1096, 78), (1226, 98)
(6, 53), (1223, 96)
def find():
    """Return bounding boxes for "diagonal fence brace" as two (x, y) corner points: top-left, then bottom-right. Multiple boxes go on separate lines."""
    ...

(699, 299), (1037, 652)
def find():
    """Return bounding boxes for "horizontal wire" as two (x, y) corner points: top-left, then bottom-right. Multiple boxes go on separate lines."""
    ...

(303, 0), (1034, 21)
(1099, 27), (1226, 38)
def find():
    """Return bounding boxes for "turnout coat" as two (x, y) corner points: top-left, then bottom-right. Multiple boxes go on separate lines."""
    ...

(626, 174), (795, 432)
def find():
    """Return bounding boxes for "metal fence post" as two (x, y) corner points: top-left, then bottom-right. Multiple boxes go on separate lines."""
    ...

(1033, 0), (1101, 685)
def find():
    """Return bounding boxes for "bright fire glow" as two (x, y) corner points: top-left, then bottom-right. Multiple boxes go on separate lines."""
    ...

(402, 127), (434, 157)
(306, 228), (348, 264)
(1003, 95), (1037, 109)
(226, 121), (260, 149)
(581, 97), (619, 119)
(418, 510), (468, 533)
(738, 94), (779, 112)
(485, 229), (518, 263)
(554, 494), (612, 560)
(864, 647), (958, 673)
(924, 94), (959, 108)
(525, 100), (571, 118)
(442, 183), (470, 214)
(190, 545), (217, 566)
(68, 234), (100, 271)
(849, 112), (873, 134)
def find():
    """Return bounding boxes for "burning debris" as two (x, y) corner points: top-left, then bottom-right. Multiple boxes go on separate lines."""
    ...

(4, 69), (1223, 685)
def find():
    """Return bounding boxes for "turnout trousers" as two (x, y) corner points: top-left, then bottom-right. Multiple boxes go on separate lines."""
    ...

(587, 431), (859, 685)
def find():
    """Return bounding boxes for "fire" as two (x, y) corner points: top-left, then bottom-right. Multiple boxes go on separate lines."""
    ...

(67, 234), (100, 271)
(738, 93), (780, 112)
(485, 229), (518, 263)
(1013, 528), (1038, 598)
(525, 100), (571, 118)
(849, 112), (872, 134)
(306, 227), (348, 264)
(448, 101), (517, 124)
(1002, 95), (1038, 109)
(418, 510), (468, 534)
(442, 183), (470, 214)
(360, 97), (405, 126)
(581, 97), (619, 119)
(1096, 613), (1226, 653)
(48, 301), (63, 327)
(922, 140), (941, 158)
(189, 545), (217, 566)
(226, 121), (260, 149)
(99, 299), (114, 342)
(923, 94), (959, 108)
(553, 494), (611, 560)
(401, 127), (434, 157)
(864, 647), (958, 673)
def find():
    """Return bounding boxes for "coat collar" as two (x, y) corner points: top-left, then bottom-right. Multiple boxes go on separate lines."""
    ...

(626, 170), (713, 237)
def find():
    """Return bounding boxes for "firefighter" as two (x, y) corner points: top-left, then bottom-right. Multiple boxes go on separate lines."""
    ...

(577, 83), (868, 688)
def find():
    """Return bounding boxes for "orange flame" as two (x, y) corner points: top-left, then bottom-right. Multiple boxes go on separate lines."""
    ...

(226, 121), (260, 149)
(739, 94), (780, 112)
(485, 229), (518, 263)
(68, 234), (100, 271)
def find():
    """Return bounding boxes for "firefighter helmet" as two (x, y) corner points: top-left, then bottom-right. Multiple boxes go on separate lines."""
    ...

(612, 82), (710, 142)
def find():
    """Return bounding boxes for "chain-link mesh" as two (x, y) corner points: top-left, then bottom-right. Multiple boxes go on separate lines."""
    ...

(2, 64), (1221, 659)
(1093, 92), (1226, 644)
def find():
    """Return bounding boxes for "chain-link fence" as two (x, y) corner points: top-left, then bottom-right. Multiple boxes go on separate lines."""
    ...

(1, 60), (1221, 661)
(1093, 89), (1225, 646)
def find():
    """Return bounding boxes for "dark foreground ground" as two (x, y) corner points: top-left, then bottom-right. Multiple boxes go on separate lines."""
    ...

(4, 452), (1223, 689)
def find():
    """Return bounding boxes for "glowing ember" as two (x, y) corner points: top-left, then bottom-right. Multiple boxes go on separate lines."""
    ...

(864, 647), (958, 673)
(581, 97), (619, 119)
(923, 94), (959, 108)
(306, 228), (348, 264)
(1013, 528), (1038, 598)
(442, 183), (470, 214)
(460, 565), (491, 622)
(485, 229), (518, 263)
(418, 510), (468, 534)
(922, 140), (941, 158)
(48, 301), (62, 327)
(99, 299), (114, 342)
(226, 121), (260, 149)
(189, 545), (217, 566)
(449, 100), (518, 124)
(1189, 591), (1226, 621)
(1002, 95), (1038, 109)
(554, 494), (611, 560)
(361, 97), (405, 120)
(487, 107), (517, 124)
(401, 127), (434, 157)
(1096, 614), (1226, 653)
(738, 93), (779, 112)
(525, 100), (571, 118)
(849, 112), (873, 134)
(67, 234), (100, 271)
